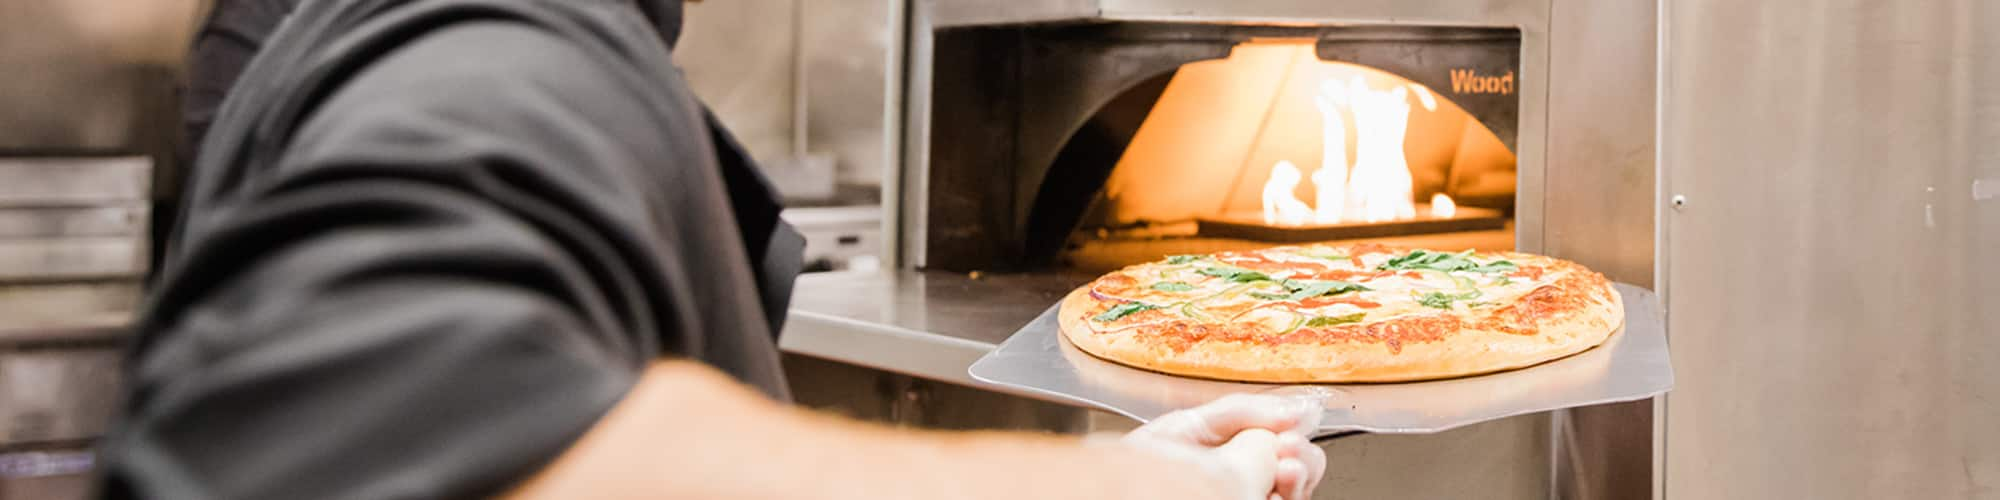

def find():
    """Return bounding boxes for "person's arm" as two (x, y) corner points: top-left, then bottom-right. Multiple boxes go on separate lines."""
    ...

(503, 361), (1306, 500)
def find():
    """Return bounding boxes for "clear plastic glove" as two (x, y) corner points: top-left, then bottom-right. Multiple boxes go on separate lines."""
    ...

(1106, 393), (1330, 500)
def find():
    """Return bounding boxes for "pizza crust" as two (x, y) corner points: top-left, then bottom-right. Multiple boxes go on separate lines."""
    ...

(1056, 253), (1624, 383)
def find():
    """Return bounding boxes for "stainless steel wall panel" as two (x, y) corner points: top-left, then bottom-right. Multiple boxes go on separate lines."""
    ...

(801, 0), (900, 186)
(1543, 0), (1657, 289)
(679, 0), (803, 163)
(1313, 415), (1551, 500)
(1661, 0), (1998, 497)
(1542, 0), (1660, 497)
(681, 0), (901, 192)
(926, 0), (1098, 28)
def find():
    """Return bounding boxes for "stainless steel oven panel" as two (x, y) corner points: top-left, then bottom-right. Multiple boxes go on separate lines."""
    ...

(1661, 0), (1998, 497)
(1542, 0), (1659, 497)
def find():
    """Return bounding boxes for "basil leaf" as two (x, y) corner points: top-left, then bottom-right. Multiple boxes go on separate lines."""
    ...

(1470, 260), (1518, 274)
(1380, 249), (1461, 271)
(1305, 279), (1370, 296)
(1380, 249), (1514, 274)
(1305, 312), (1368, 327)
(1150, 281), (1196, 292)
(1251, 279), (1370, 301)
(1093, 302), (1159, 322)
(1416, 290), (1483, 309)
(1376, 249), (1427, 270)
(1286, 281), (1340, 300)
(1198, 266), (1271, 283)
(1416, 293), (1456, 309)
(1301, 250), (1349, 262)
(1165, 254), (1204, 265)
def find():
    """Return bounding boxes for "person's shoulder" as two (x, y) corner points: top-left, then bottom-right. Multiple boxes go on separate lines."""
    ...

(338, 19), (643, 103)
(287, 14), (688, 160)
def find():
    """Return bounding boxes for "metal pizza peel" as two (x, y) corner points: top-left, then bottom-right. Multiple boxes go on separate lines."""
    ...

(966, 282), (1673, 438)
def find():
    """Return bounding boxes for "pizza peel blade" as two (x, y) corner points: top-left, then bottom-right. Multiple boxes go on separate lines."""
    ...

(966, 282), (1673, 437)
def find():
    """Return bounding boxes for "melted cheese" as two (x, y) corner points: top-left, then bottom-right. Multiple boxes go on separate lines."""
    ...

(1108, 245), (1569, 333)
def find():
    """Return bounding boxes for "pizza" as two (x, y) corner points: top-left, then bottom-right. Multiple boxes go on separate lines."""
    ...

(1057, 243), (1622, 382)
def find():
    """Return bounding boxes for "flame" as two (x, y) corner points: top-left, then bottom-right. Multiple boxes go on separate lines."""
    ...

(1262, 160), (1314, 225)
(1342, 77), (1417, 223)
(1311, 78), (1349, 224)
(1431, 193), (1457, 218)
(1409, 83), (1438, 111)
(1261, 76), (1425, 226)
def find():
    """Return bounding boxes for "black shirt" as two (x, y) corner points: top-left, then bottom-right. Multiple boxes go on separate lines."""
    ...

(101, 0), (801, 498)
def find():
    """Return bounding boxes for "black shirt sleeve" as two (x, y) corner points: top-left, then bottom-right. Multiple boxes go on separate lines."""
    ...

(102, 21), (707, 500)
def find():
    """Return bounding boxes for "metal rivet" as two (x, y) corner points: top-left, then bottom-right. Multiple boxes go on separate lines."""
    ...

(1670, 195), (1687, 211)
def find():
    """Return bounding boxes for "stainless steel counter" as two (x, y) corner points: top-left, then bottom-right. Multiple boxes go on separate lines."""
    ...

(780, 269), (1090, 387)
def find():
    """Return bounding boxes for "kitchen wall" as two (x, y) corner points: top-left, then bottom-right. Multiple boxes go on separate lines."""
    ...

(679, 0), (898, 191)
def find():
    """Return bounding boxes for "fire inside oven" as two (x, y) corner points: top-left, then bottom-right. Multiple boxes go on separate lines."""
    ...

(1061, 39), (1517, 272)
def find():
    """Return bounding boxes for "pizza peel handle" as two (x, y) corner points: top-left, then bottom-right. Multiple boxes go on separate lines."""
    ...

(967, 282), (1674, 437)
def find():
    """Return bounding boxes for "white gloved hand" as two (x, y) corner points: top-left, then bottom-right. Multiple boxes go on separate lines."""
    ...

(1106, 393), (1330, 500)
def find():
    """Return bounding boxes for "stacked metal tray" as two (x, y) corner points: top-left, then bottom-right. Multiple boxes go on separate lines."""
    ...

(0, 157), (149, 496)
(0, 157), (150, 340)
(969, 282), (1673, 437)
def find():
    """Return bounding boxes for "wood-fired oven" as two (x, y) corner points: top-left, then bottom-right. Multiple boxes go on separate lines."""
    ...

(797, 0), (1659, 497)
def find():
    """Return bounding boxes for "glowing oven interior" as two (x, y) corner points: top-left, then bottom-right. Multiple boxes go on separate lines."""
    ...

(1059, 40), (1519, 272)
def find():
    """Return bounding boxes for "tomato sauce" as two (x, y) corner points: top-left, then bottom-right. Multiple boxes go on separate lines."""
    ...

(1296, 296), (1381, 309)
(1309, 269), (1365, 281)
(1509, 265), (1546, 280)
(1348, 243), (1393, 256)
(1216, 253), (1330, 273)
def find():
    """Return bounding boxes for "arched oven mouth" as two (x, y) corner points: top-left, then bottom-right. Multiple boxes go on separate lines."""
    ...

(922, 23), (1522, 273)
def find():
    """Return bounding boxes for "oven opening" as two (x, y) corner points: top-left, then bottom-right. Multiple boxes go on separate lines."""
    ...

(1043, 40), (1518, 273)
